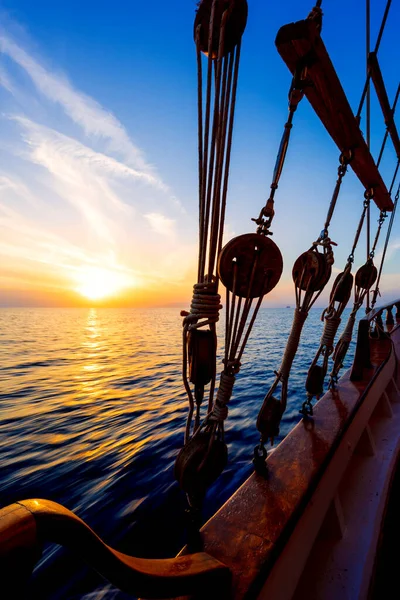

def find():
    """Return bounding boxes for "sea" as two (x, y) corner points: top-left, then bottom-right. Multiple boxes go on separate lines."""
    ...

(0, 307), (358, 599)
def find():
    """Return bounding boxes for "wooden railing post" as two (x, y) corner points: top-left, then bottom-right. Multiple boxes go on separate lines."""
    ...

(351, 318), (371, 381)
(395, 302), (400, 321)
(386, 306), (394, 326)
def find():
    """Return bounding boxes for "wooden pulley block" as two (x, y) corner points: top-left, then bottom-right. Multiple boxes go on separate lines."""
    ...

(330, 270), (353, 304)
(292, 250), (321, 291)
(217, 233), (283, 299)
(174, 432), (228, 498)
(293, 249), (332, 292)
(194, 0), (248, 58)
(188, 329), (216, 386)
(355, 261), (377, 291)
(314, 252), (333, 291)
(305, 365), (325, 397)
(256, 396), (283, 441)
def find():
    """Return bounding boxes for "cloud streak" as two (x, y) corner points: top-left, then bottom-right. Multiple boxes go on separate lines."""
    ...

(0, 32), (160, 177)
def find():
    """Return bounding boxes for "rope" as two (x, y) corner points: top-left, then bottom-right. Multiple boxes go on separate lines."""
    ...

(210, 372), (235, 422)
(339, 313), (357, 345)
(181, 282), (222, 329)
(279, 309), (308, 381)
(372, 179), (400, 307)
(356, 0), (392, 120)
(366, 0), (371, 311)
(252, 70), (305, 235)
(182, 1), (245, 445)
(320, 312), (342, 349)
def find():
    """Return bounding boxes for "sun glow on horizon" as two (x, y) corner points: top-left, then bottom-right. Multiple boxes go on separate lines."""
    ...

(75, 266), (134, 301)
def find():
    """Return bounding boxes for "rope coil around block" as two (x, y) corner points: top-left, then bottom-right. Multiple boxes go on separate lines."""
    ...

(182, 282), (222, 329)
(320, 312), (342, 348)
(279, 308), (308, 381)
(210, 371), (236, 422)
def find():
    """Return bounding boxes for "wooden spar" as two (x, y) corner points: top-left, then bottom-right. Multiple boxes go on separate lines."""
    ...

(275, 19), (394, 213)
(0, 499), (230, 599)
(368, 52), (400, 161)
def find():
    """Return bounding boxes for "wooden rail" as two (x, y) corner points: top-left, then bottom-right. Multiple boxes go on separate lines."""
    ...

(171, 303), (400, 599)
(275, 19), (393, 212)
(351, 298), (400, 380)
(0, 499), (229, 599)
(1, 302), (399, 599)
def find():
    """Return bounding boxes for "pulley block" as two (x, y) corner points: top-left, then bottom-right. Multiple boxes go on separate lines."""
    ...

(217, 233), (283, 299)
(174, 432), (228, 498)
(355, 260), (377, 291)
(188, 329), (216, 387)
(194, 0), (248, 58)
(256, 396), (283, 442)
(292, 249), (330, 292)
(330, 270), (353, 304)
(305, 364), (325, 397)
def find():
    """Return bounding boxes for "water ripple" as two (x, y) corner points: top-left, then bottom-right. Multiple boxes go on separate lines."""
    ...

(0, 307), (358, 599)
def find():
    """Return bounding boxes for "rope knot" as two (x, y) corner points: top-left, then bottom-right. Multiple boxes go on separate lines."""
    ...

(182, 281), (222, 330)
(211, 371), (236, 422)
(320, 313), (342, 350)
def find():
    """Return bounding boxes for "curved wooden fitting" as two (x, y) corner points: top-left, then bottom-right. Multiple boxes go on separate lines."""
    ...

(194, 0), (248, 58)
(0, 499), (230, 599)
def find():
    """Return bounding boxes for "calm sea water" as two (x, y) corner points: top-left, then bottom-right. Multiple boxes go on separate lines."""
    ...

(0, 307), (357, 599)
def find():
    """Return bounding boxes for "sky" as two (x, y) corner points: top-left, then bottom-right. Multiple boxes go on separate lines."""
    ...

(0, 0), (399, 308)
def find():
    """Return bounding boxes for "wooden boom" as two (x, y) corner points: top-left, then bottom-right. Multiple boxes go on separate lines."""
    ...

(0, 499), (230, 599)
(368, 52), (400, 161)
(275, 18), (394, 212)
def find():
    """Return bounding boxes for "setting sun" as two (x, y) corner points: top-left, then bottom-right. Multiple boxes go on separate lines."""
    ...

(75, 267), (133, 301)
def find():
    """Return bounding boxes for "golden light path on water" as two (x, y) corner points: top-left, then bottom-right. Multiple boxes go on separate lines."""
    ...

(0, 307), (359, 598)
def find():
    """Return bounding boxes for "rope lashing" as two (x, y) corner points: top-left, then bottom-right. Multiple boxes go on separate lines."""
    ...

(179, 0), (246, 450)
(256, 151), (349, 449)
(330, 168), (399, 384)
(305, 249), (354, 401)
(371, 175), (400, 309)
(209, 371), (235, 422)
(181, 282), (222, 330)
(330, 256), (378, 384)
(256, 308), (308, 446)
(176, 0), (249, 511)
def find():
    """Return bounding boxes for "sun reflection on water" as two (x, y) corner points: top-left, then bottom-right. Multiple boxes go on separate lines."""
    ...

(0, 307), (359, 599)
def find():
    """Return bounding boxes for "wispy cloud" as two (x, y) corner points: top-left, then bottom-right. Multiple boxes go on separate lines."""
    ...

(0, 22), (196, 305)
(0, 32), (158, 176)
(144, 212), (176, 238)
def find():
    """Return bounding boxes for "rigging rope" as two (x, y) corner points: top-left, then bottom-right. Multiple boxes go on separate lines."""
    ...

(306, 72), (400, 397)
(255, 0), (397, 454)
(255, 151), (347, 449)
(371, 175), (400, 309)
(356, 0), (392, 121)
(366, 0), (371, 312)
(180, 0), (245, 448)
(176, 0), (284, 520)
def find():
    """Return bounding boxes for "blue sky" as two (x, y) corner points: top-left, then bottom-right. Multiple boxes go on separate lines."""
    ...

(0, 0), (399, 306)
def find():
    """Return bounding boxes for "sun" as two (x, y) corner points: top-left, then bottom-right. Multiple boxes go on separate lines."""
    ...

(76, 266), (131, 301)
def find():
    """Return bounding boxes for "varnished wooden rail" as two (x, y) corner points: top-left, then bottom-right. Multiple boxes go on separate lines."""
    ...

(351, 298), (400, 381)
(0, 499), (230, 599)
